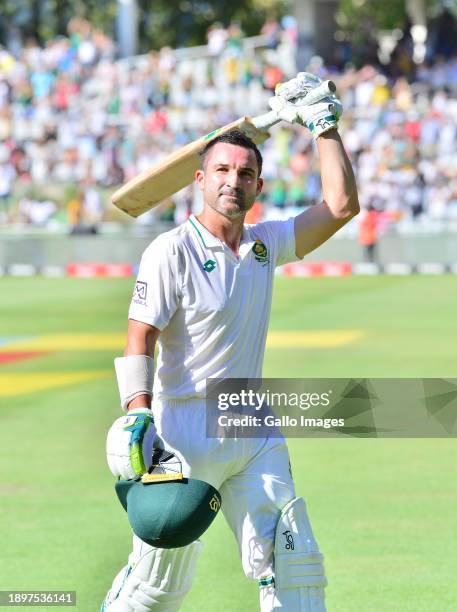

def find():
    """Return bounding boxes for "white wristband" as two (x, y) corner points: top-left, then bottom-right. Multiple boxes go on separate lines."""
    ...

(114, 355), (154, 412)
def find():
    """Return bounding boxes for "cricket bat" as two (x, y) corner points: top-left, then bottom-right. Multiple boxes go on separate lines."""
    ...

(112, 80), (336, 218)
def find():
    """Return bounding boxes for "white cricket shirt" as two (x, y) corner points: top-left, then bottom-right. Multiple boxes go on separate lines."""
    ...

(129, 214), (299, 399)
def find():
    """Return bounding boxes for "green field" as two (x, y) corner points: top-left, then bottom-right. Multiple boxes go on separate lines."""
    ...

(0, 275), (456, 611)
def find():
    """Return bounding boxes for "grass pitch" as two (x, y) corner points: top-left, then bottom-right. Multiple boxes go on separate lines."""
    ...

(0, 275), (456, 611)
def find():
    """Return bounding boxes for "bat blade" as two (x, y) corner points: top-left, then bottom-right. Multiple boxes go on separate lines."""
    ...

(112, 79), (337, 218)
(112, 117), (271, 218)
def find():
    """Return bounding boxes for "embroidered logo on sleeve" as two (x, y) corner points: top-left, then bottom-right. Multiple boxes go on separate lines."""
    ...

(252, 240), (269, 266)
(133, 281), (148, 305)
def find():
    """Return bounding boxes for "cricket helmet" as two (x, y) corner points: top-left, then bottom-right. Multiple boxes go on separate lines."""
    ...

(115, 449), (221, 548)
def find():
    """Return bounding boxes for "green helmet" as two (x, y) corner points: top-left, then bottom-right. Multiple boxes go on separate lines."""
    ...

(115, 450), (221, 549)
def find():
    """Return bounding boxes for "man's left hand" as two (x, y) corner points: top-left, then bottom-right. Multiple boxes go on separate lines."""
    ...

(274, 71), (326, 103)
(106, 408), (158, 480)
(269, 95), (343, 138)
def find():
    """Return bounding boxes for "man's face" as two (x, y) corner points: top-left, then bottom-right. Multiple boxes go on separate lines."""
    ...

(195, 142), (263, 220)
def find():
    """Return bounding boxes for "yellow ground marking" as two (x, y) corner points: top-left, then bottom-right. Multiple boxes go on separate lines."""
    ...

(266, 330), (364, 348)
(0, 371), (111, 397)
(1, 334), (125, 352)
(1, 330), (364, 352)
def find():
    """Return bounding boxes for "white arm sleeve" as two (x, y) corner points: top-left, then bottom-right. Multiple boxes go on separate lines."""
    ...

(114, 354), (154, 412)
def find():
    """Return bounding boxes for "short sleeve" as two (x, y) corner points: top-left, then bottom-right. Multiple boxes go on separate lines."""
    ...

(253, 217), (299, 267)
(128, 237), (181, 330)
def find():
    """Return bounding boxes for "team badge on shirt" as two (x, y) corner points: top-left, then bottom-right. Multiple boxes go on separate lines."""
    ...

(252, 240), (269, 265)
(133, 280), (148, 305)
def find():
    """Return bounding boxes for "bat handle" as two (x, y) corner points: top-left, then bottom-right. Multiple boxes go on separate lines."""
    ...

(251, 110), (282, 131)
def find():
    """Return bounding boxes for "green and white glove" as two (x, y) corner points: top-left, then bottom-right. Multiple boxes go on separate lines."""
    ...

(106, 408), (158, 479)
(274, 71), (325, 102)
(269, 95), (343, 138)
(270, 71), (343, 138)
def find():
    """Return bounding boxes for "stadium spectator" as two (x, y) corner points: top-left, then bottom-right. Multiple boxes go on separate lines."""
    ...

(18, 196), (57, 226)
(358, 204), (380, 263)
(261, 17), (281, 50)
(206, 23), (228, 56)
(0, 16), (456, 231)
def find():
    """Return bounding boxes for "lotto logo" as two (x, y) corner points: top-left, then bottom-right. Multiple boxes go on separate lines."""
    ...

(203, 259), (217, 273)
(283, 529), (294, 550)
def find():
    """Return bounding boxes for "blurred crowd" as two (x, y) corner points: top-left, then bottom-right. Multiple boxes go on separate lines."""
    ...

(0, 15), (456, 230)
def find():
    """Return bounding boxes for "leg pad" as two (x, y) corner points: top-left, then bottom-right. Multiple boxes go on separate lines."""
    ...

(102, 539), (203, 611)
(259, 497), (326, 612)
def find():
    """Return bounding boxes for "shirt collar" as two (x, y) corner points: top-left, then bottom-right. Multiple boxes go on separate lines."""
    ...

(188, 215), (222, 250)
(188, 214), (255, 257)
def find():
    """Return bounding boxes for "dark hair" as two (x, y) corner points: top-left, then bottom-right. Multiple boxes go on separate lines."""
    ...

(199, 130), (263, 176)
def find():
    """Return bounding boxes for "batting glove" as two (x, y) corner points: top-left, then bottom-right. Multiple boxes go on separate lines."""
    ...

(106, 408), (158, 480)
(275, 71), (325, 102)
(269, 95), (343, 139)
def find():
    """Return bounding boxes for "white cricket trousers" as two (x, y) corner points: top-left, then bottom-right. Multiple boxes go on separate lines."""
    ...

(154, 398), (296, 581)
(106, 398), (299, 610)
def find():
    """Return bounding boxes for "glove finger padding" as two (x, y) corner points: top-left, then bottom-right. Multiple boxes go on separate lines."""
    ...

(298, 97), (343, 138)
(275, 71), (323, 101)
(107, 409), (158, 480)
(268, 95), (302, 123)
(293, 93), (341, 113)
(269, 95), (343, 137)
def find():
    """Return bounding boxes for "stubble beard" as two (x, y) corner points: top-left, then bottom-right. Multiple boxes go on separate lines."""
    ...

(209, 191), (252, 220)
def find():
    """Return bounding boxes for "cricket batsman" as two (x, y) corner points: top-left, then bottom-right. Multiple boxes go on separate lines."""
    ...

(102, 72), (359, 611)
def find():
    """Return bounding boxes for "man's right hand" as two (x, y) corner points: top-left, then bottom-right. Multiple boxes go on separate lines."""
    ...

(106, 408), (157, 479)
(274, 71), (324, 102)
(268, 95), (343, 139)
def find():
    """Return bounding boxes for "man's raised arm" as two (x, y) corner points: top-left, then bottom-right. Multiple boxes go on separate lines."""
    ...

(268, 72), (359, 259)
(294, 129), (359, 258)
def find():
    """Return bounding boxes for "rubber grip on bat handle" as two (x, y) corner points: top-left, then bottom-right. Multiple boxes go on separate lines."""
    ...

(251, 110), (281, 131)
